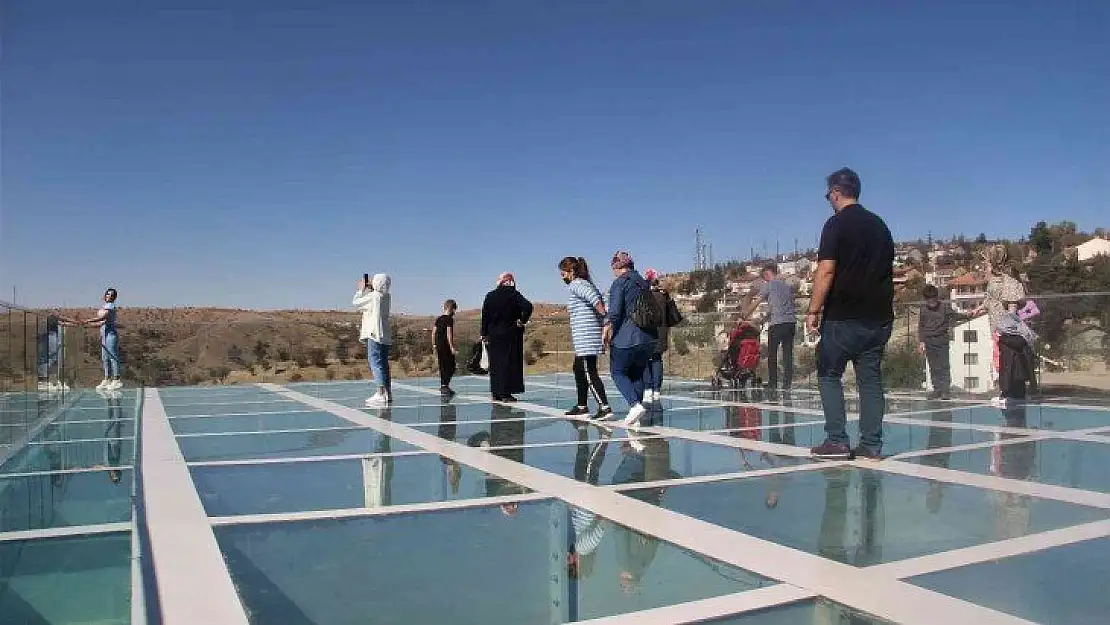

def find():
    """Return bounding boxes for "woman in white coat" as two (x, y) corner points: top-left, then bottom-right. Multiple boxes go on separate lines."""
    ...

(354, 273), (393, 407)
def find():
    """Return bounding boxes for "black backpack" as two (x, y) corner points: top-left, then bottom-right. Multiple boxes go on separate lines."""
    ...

(630, 284), (665, 330)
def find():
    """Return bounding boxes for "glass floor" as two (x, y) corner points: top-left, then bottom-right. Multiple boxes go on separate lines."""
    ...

(2, 375), (1109, 624)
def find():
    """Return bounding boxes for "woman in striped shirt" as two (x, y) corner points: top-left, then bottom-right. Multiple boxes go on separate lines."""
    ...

(559, 257), (613, 419)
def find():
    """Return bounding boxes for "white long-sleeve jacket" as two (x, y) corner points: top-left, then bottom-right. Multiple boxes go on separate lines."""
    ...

(353, 273), (392, 344)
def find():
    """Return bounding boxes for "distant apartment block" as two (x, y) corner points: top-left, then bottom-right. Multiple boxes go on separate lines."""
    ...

(947, 272), (988, 312)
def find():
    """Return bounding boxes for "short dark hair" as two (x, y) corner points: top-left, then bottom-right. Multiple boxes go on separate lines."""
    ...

(922, 284), (939, 299)
(826, 167), (861, 199)
(761, 263), (778, 275)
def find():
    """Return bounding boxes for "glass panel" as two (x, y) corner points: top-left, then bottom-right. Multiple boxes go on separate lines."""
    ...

(658, 406), (823, 433)
(485, 432), (805, 486)
(215, 500), (772, 624)
(717, 418), (998, 456)
(160, 400), (304, 418)
(334, 401), (531, 425)
(0, 469), (132, 531)
(1, 440), (135, 474)
(928, 404), (1110, 431)
(411, 411), (599, 447)
(192, 455), (528, 516)
(32, 419), (136, 443)
(0, 533), (131, 624)
(708, 599), (892, 623)
(911, 437), (1110, 493)
(911, 537), (1110, 625)
(169, 411), (352, 435)
(177, 428), (418, 462)
(623, 467), (1108, 565)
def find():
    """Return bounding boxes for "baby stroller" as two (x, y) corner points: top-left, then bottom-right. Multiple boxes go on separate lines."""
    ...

(710, 320), (762, 390)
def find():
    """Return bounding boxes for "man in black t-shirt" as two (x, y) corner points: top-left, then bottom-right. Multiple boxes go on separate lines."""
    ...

(805, 168), (895, 460)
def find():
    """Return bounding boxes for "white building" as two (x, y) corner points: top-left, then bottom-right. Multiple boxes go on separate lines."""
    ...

(947, 272), (989, 312)
(1077, 237), (1110, 262)
(925, 314), (993, 393)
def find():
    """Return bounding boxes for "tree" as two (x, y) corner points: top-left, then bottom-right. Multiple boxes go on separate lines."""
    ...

(882, 342), (926, 390)
(209, 366), (231, 384)
(227, 345), (244, 366)
(252, 340), (269, 363)
(277, 348), (291, 362)
(529, 338), (545, 355)
(309, 348), (328, 368)
(695, 291), (719, 313)
(1029, 221), (1053, 256)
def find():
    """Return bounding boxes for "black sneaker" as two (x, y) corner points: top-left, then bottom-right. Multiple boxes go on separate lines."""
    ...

(926, 391), (940, 400)
(852, 446), (883, 460)
(939, 392), (951, 401)
(810, 440), (852, 459)
(440, 387), (456, 398)
(500, 395), (518, 403)
(594, 406), (615, 421)
(564, 405), (590, 417)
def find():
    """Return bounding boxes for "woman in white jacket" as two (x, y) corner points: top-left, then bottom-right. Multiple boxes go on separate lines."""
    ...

(354, 273), (393, 407)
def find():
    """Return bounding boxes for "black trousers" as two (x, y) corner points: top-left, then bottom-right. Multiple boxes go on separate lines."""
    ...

(573, 355), (609, 408)
(437, 350), (456, 387)
(924, 340), (951, 392)
(767, 322), (796, 389)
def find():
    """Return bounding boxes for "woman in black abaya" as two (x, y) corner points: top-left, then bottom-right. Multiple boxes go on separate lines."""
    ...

(480, 272), (534, 401)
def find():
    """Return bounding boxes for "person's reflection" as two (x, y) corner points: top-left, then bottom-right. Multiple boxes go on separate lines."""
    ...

(817, 470), (885, 566)
(102, 390), (125, 485)
(920, 410), (954, 512)
(610, 435), (675, 594)
(989, 403), (1034, 539)
(567, 426), (613, 584)
(468, 404), (527, 515)
(437, 400), (462, 495)
(361, 408), (394, 508)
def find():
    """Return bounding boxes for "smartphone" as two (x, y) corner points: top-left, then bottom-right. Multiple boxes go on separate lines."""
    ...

(363, 273), (370, 288)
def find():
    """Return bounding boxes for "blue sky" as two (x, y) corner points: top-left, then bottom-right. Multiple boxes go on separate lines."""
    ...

(2, 1), (1107, 314)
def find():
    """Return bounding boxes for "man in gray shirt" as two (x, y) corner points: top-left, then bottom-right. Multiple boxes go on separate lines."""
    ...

(745, 263), (798, 390)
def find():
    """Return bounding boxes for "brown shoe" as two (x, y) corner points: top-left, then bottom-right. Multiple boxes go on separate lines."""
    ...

(810, 440), (852, 459)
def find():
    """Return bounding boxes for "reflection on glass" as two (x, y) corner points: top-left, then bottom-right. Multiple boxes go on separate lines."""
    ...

(988, 403), (1035, 539)
(216, 501), (769, 624)
(438, 400), (461, 495)
(466, 404), (529, 515)
(818, 470), (885, 566)
(360, 408), (394, 508)
(921, 410), (955, 513)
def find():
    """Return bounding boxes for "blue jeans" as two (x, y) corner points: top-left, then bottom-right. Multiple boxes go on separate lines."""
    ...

(610, 342), (655, 406)
(367, 340), (391, 391)
(37, 331), (61, 380)
(643, 353), (664, 393)
(101, 332), (121, 378)
(817, 320), (892, 452)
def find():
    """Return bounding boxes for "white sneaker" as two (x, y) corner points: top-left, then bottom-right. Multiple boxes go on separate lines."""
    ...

(37, 381), (50, 391)
(108, 379), (123, 390)
(96, 379), (110, 391)
(622, 403), (648, 429)
(990, 396), (1006, 407)
(642, 390), (655, 403)
(364, 394), (388, 408)
(627, 431), (647, 453)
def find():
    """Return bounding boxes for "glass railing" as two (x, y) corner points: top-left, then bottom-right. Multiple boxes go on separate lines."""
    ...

(11, 291), (1100, 399)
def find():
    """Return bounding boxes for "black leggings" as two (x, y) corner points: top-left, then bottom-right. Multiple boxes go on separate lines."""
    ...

(438, 351), (456, 388)
(573, 355), (609, 408)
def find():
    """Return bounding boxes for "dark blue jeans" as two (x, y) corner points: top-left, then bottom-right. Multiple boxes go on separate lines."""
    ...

(817, 320), (893, 452)
(610, 342), (655, 406)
